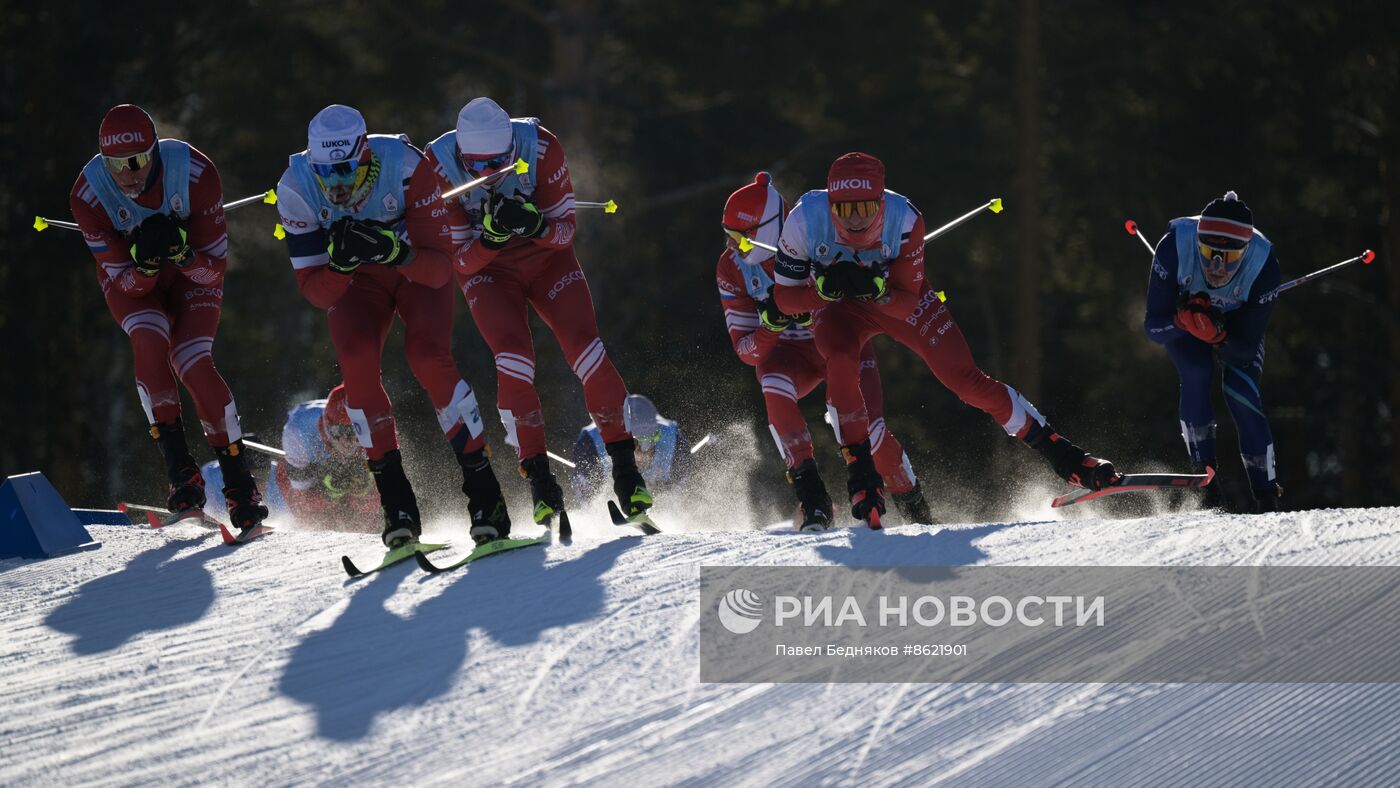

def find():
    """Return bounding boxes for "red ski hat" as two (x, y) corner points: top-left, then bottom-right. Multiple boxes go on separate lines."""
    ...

(98, 104), (158, 157)
(722, 171), (787, 231)
(826, 152), (884, 202)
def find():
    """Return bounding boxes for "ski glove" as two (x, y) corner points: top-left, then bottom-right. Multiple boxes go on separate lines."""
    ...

(815, 263), (854, 301)
(847, 266), (888, 301)
(491, 194), (546, 238)
(1173, 294), (1227, 344)
(479, 214), (514, 250)
(327, 218), (408, 273)
(130, 213), (191, 276)
(758, 300), (792, 332)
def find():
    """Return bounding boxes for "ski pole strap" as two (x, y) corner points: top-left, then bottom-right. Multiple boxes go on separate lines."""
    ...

(1275, 249), (1376, 294)
(922, 197), (1003, 246)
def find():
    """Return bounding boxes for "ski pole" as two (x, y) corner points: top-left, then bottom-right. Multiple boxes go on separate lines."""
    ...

(547, 450), (576, 469)
(735, 197), (1005, 255)
(1126, 219), (1376, 294)
(1123, 220), (1158, 256)
(1276, 249), (1377, 294)
(921, 197), (1004, 244)
(689, 433), (713, 454)
(243, 439), (286, 458)
(442, 158), (530, 200)
(34, 189), (278, 233)
(576, 199), (618, 213)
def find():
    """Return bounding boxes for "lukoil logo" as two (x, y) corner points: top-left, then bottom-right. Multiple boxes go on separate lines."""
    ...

(717, 588), (764, 634)
(829, 178), (871, 192)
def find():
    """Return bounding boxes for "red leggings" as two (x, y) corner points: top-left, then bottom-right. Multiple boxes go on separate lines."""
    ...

(327, 267), (485, 461)
(758, 340), (915, 493)
(460, 246), (630, 460)
(104, 268), (240, 446)
(814, 289), (1030, 449)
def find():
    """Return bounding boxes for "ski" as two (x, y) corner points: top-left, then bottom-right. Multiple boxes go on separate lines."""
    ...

(863, 507), (884, 531)
(607, 500), (661, 535)
(1051, 466), (1216, 508)
(118, 501), (222, 530)
(413, 534), (550, 574)
(341, 541), (448, 579)
(218, 522), (276, 546)
(556, 510), (573, 543)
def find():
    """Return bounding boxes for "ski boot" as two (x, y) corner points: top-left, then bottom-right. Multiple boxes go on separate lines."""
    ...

(606, 438), (654, 517)
(216, 440), (269, 532)
(1193, 464), (1228, 511)
(368, 450), (422, 548)
(152, 419), (207, 515)
(891, 481), (933, 525)
(787, 458), (833, 532)
(458, 447), (511, 545)
(1251, 482), (1283, 514)
(519, 454), (567, 527)
(841, 440), (885, 525)
(1023, 423), (1117, 490)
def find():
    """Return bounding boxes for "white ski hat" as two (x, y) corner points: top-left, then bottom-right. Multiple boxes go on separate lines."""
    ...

(308, 104), (367, 165)
(624, 394), (662, 436)
(455, 98), (512, 157)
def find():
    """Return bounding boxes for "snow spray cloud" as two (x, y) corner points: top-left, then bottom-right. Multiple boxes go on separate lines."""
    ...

(700, 566), (1400, 683)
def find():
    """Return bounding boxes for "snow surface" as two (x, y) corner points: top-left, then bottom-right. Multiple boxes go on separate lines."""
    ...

(4, 504), (1400, 786)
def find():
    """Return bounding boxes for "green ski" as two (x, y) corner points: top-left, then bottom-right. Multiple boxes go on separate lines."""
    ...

(342, 541), (449, 579)
(414, 534), (550, 573)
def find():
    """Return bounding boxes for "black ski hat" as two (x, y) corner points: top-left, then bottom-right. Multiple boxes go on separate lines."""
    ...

(1198, 191), (1253, 249)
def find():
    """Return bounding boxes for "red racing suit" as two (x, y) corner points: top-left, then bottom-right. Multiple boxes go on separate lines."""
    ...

(774, 193), (1045, 451)
(424, 125), (632, 461)
(277, 136), (488, 462)
(717, 249), (916, 492)
(70, 142), (244, 446)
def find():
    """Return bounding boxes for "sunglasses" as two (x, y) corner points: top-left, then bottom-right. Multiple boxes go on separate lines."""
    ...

(460, 149), (512, 174)
(312, 158), (363, 187)
(103, 146), (156, 173)
(1198, 240), (1246, 273)
(832, 200), (880, 219)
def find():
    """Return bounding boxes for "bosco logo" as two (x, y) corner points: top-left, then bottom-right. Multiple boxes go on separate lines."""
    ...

(547, 270), (586, 300)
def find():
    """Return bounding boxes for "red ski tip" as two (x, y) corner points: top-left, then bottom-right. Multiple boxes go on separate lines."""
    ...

(116, 502), (129, 513)
(1362, 249), (1376, 264)
(868, 508), (883, 530)
(146, 511), (162, 529)
(218, 523), (236, 545)
(1124, 220), (1139, 235)
(1204, 465), (1216, 485)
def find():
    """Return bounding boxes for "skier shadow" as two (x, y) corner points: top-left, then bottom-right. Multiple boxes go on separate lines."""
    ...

(815, 521), (1046, 579)
(43, 534), (224, 655)
(278, 535), (642, 741)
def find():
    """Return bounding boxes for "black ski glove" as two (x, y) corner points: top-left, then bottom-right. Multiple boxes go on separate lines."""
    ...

(130, 213), (191, 276)
(490, 193), (547, 238)
(327, 217), (408, 273)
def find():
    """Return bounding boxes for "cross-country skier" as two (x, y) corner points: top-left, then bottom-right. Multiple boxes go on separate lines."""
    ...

(774, 152), (1117, 523)
(275, 104), (509, 547)
(720, 172), (932, 530)
(422, 97), (652, 528)
(569, 394), (694, 501)
(1143, 191), (1282, 512)
(69, 104), (268, 533)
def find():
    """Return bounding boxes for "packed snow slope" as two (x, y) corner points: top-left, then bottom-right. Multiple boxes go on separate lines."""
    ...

(4, 503), (1400, 786)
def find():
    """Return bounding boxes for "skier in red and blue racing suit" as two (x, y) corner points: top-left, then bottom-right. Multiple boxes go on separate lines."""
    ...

(774, 152), (1117, 522)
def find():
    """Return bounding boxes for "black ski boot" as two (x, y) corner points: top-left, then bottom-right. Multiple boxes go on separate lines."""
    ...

(520, 454), (566, 526)
(606, 438), (653, 517)
(368, 450), (422, 548)
(458, 447), (510, 545)
(891, 481), (933, 525)
(787, 459), (833, 532)
(1023, 423), (1117, 491)
(1251, 482), (1283, 514)
(216, 440), (269, 531)
(841, 440), (885, 523)
(151, 419), (206, 515)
